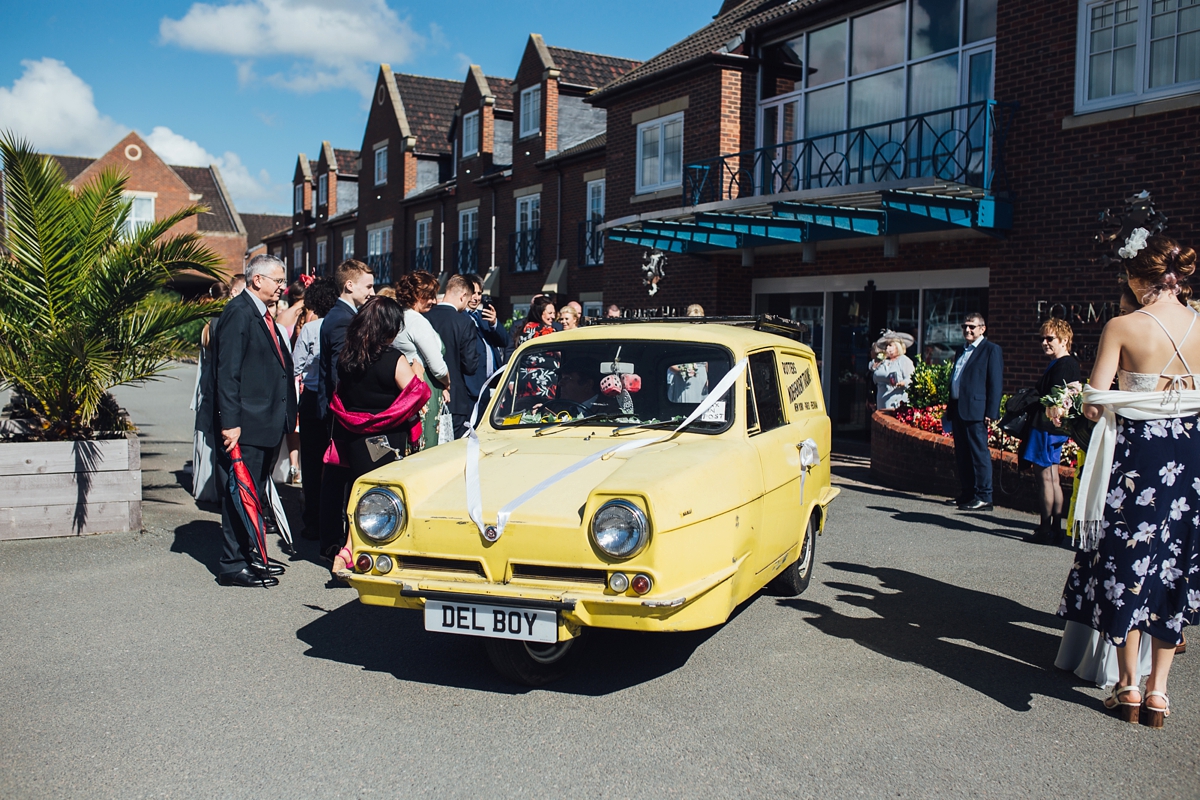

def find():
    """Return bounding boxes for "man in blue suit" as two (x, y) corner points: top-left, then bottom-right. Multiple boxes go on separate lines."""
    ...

(947, 312), (1003, 511)
(316, 259), (374, 559)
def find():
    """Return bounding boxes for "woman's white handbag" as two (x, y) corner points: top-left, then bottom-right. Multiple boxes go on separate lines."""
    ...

(437, 404), (454, 445)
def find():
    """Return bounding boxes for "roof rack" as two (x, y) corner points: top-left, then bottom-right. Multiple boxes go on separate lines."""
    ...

(590, 314), (809, 341)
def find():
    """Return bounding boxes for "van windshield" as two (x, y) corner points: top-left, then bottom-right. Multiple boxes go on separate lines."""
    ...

(489, 340), (736, 433)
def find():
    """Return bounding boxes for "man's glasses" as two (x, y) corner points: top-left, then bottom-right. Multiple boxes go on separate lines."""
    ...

(962, 323), (982, 330)
(259, 275), (286, 286)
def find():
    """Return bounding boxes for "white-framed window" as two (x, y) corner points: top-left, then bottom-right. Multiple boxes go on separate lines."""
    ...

(582, 301), (603, 319)
(459, 207), (479, 243)
(293, 183), (304, 213)
(318, 174), (327, 206)
(272, 247), (282, 259)
(1076, 0), (1200, 114)
(462, 110), (480, 157)
(585, 179), (605, 265)
(636, 113), (684, 193)
(342, 232), (354, 259)
(757, 1), (997, 148)
(519, 85), (541, 138)
(415, 218), (432, 251)
(122, 193), (155, 237)
(367, 225), (393, 258)
(374, 144), (388, 185)
(293, 243), (304, 272)
(514, 194), (540, 272)
(316, 238), (328, 268)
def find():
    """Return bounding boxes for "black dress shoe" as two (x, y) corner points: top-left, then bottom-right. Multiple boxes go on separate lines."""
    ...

(219, 568), (279, 588)
(944, 496), (970, 506)
(958, 499), (994, 511)
(251, 561), (286, 576)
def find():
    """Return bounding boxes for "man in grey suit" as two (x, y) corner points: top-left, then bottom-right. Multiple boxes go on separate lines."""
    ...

(210, 255), (296, 587)
(946, 312), (1004, 512)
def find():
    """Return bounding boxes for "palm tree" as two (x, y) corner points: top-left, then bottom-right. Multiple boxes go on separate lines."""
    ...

(0, 133), (225, 439)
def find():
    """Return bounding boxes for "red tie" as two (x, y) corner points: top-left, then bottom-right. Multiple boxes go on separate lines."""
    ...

(263, 310), (285, 366)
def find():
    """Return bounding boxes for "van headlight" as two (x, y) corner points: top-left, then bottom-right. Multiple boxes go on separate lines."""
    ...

(590, 500), (649, 559)
(354, 488), (405, 543)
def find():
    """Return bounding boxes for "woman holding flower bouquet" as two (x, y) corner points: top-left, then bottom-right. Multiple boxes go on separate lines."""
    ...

(1059, 230), (1200, 728)
(1026, 318), (1080, 545)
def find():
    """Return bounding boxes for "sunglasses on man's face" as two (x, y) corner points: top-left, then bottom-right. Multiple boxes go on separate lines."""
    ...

(962, 324), (982, 331)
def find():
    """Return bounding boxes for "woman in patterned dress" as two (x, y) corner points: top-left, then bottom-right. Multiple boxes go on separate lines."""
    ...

(1059, 233), (1200, 727)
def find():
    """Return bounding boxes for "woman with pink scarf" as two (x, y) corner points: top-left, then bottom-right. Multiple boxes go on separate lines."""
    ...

(325, 296), (430, 574)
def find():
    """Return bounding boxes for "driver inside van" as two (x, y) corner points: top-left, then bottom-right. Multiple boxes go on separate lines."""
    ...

(556, 359), (600, 413)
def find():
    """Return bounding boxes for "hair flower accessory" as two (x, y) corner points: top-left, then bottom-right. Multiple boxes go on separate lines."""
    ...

(1118, 227), (1150, 259)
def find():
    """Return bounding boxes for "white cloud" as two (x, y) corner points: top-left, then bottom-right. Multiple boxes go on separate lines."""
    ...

(160, 0), (423, 96)
(0, 58), (129, 156)
(0, 59), (283, 213)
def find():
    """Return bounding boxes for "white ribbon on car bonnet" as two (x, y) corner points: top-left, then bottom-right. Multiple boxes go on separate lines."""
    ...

(465, 358), (749, 542)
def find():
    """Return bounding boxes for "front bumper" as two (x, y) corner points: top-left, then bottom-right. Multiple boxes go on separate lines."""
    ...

(347, 556), (745, 637)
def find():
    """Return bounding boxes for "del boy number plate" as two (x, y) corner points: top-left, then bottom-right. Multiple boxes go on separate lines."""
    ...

(424, 601), (557, 643)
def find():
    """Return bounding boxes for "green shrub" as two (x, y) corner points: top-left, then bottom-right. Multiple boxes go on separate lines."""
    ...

(907, 357), (952, 409)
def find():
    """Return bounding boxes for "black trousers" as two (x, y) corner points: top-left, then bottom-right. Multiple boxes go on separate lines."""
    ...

(452, 412), (470, 440)
(216, 441), (278, 576)
(298, 391), (329, 535)
(949, 400), (992, 503)
(319, 463), (351, 557)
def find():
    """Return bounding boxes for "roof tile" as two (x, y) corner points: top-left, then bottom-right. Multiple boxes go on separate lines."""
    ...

(487, 76), (515, 111)
(173, 166), (239, 233)
(392, 73), (461, 154)
(547, 46), (641, 89)
(590, 0), (823, 101)
(333, 148), (359, 176)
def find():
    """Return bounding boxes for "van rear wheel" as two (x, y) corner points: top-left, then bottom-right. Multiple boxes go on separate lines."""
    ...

(483, 633), (584, 686)
(769, 514), (816, 597)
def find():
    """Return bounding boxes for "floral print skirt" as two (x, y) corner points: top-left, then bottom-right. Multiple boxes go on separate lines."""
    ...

(1058, 415), (1200, 646)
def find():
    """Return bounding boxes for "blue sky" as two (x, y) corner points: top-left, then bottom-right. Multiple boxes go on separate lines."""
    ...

(0, 1), (718, 215)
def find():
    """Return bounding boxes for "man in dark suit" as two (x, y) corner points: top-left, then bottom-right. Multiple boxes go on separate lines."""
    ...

(425, 274), (480, 438)
(211, 255), (296, 587)
(462, 274), (509, 413)
(317, 259), (375, 559)
(947, 312), (1004, 511)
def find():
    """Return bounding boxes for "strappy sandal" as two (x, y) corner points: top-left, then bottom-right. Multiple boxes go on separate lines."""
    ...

(1141, 691), (1171, 729)
(331, 546), (354, 576)
(1103, 684), (1142, 724)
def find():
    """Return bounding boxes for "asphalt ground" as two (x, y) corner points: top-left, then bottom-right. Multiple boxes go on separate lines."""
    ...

(1, 364), (1197, 799)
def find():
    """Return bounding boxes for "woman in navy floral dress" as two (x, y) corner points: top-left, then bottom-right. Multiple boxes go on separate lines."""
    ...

(1060, 233), (1200, 727)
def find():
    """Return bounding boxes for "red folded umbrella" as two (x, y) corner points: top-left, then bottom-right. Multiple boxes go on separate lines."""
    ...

(227, 443), (270, 579)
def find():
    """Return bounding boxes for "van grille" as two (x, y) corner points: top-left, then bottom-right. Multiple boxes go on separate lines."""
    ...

(511, 564), (607, 585)
(397, 556), (486, 579)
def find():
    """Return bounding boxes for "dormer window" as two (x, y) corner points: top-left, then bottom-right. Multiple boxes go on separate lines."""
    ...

(294, 183), (303, 213)
(463, 110), (480, 157)
(318, 174), (327, 206)
(374, 143), (388, 186)
(519, 85), (541, 138)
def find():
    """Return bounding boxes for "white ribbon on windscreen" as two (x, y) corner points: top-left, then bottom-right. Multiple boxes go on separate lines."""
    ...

(464, 358), (750, 542)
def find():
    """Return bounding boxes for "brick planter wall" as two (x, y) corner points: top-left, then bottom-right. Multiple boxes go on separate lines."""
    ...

(869, 411), (1075, 514)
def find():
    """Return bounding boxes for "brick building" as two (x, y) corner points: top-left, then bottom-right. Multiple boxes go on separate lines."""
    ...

(592, 0), (1200, 435)
(0, 131), (286, 289)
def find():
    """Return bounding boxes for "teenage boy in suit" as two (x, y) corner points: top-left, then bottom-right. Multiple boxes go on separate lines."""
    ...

(317, 259), (375, 560)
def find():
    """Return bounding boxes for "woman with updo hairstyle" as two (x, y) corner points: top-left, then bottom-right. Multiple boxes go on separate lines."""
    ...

(326, 296), (429, 575)
(1024, 317), (1080, 545)
(392, 271), (450, 448)
(1058, 232), (1199, 728)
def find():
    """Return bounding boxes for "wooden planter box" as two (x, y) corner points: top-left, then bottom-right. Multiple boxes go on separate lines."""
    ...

(870, 410), (1075, 513)
(0, 434), (142, 540)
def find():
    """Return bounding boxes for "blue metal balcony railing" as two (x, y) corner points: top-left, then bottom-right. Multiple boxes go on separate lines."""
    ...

(509, 228), (541, 273)
(410, 246), (433, 274)
(683, 100), (1017, 207)
(456, 238), (479, 275)
(366, 252), (393, 284)
(578, 219), (604, 266)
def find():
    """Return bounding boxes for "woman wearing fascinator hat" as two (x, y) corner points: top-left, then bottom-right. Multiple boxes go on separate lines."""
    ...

(1058, 221), (1199, 728)
(869, 331), (915, 409)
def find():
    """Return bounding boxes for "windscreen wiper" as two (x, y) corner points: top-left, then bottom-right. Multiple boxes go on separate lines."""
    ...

(534, 412), (629, 436)
(610, 417), (687, 436)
